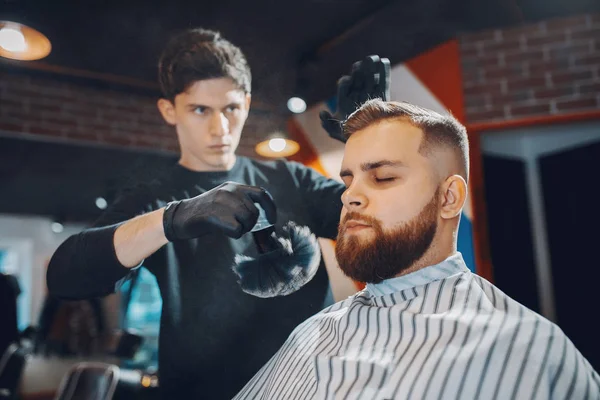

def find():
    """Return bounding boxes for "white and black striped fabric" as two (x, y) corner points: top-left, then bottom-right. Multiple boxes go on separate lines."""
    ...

(234, 253), (599, 399)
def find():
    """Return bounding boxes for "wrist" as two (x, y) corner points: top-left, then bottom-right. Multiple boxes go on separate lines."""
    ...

(162, 201), (181, 241)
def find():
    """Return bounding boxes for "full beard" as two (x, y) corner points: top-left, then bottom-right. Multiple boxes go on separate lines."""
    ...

(335, 189), (439, 284)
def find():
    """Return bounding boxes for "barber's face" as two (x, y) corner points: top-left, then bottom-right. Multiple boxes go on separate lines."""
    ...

(336, 119), (441, 283)
(158, 78), (250, 171)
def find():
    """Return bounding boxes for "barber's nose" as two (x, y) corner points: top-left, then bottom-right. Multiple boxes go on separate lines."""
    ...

(210, 112), (230, 137)
(341, 183), (368, 211)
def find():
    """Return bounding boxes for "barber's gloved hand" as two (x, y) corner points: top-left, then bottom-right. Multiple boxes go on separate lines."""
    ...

(320, 55), (391, 143)
(162, 182), (277, 241)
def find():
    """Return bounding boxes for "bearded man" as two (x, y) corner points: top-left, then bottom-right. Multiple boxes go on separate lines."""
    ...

(233, 99), (599, 400)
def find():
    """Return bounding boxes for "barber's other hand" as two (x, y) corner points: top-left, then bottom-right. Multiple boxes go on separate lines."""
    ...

(320, 55), (391, 143)
(162, 182), (277, 241)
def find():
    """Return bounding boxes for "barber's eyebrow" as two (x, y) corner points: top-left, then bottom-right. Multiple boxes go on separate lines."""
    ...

(187, 103), (210, 110)
(186, 101), (242, 110)
(340, 159), (406, 178)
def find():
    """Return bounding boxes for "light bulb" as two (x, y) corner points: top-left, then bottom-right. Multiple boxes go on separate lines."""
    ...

(51, 222), (64, 234)
(287, 97), (307, 114)
(95, 197), (108, 210)
(268, 138), (287, 152)
(0, 27), (27, 52)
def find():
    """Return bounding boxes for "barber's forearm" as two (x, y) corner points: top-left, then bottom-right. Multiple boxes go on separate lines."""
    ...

(114, 208), (169, 268)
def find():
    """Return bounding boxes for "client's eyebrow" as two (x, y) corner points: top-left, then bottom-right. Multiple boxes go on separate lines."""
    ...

(340, 159), (406, 178)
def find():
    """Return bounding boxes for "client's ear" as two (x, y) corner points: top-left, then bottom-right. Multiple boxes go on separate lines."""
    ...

(440, 175), (467, 220)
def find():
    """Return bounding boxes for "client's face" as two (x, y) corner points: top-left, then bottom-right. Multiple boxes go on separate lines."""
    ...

(336, 120), (440, 284)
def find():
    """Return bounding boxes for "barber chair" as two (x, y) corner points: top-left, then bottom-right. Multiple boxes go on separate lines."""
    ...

(0, 342), (32, 400)
(53, 362), (159, 400)
(53, 362), (119, 400)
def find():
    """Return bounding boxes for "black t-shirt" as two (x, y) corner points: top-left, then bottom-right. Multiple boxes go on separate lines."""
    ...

(47, 156), (345, 399)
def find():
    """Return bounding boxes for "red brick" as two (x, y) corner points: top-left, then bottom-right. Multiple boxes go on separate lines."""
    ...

(528, 58), (571, 75)
(136, 136), (167, 148)
(572, 53), (600, 67)
(484, 64), (527, 80)
(464, 81), (505, 96)
(78, 123), (111, 134)
(63, 129), (101, 141)
(65, 109), (101, 120)
(504, 49), (544, 64)
(42, 116), (78, 128)
(137, 115), (166, 125)
(489, 90), (533, 105)
(101, 111), (138, 124)
(474, 54), (504, 69)
(2, 109), (35, 121)
(4, 88), (41, 98)
(506, 76), (548, 92)
(534, 86), (577, 100)
(481, 39), (522, 53)
(547, 42), (592, 61)
(569, 27), (600, 41)
(578, 81), (600, 95)
(525, 32), (568, 48)
(550, 69), (594, 85)
(163, 141), (181, 153)
(464, 94), (489, 109)
(0, 97), (28, 108)
(35, 103), (63, 113)
(0, 122), (24, 132)
(502, 23), (544, 40)
(102, 134), (135, 147)
(459, 45), (480, 59)
(155, 128), (175, 138)
(510, 103), (551, 117)
(27, 124), (64, 137)
(461, 58), (480, 73)
(545, 15), (590, 31)
(466, 108), (506, 122)
(555, 96), (598, 111)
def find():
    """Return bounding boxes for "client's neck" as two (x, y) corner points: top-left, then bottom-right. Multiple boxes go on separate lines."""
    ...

(393, 233), (457, 279)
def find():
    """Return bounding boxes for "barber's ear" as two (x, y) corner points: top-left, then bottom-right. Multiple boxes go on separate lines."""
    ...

(157, 98), (177, 125)
(440, 175), (467, 220)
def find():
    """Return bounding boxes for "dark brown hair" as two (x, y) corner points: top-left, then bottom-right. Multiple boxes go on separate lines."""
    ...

(158, 28), (251, 101)
(343, 99), (469, 181)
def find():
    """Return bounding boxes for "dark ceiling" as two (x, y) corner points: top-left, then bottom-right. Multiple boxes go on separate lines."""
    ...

(4, 0), (599, 106)
(1, 0), (599, 223)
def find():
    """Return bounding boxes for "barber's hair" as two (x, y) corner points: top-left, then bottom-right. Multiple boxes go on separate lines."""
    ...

(158, 28), (251, 101)
(343, 99), (470, 181)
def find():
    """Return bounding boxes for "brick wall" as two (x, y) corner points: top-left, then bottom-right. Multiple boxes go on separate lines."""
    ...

(460, 13), (600, 124)
(3, 13), (598, 150)
(0, 70), (284, 156)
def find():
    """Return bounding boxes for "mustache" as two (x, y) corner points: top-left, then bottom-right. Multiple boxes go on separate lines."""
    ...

(340, 212), (381, 227)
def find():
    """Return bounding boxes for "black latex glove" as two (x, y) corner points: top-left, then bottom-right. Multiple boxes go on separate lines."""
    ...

(162, 182), (277, 241)
(319, 55), (391, 143)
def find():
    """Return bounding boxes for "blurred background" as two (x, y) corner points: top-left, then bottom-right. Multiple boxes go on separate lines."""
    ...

(0, 0), (599, 398)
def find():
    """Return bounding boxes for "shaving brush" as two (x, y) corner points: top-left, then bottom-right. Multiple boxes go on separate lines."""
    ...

(232, 207), (321, 298)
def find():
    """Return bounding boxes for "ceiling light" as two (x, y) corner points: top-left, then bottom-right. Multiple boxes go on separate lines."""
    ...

(0, 21), (51, 61)
(95, 197), (108, 210)
(255, 133), (300, 158)
(268, 138), (287, 153)
(287, 97), (307, 114)
(51, 222), (64, 234)
(0, 26), (26, 52)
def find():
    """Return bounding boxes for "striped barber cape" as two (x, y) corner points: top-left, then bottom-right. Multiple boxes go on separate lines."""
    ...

(234, 253), (599, 399)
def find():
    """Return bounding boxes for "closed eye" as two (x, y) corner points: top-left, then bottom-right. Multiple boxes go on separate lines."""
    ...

(375, 177), (396, 183)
